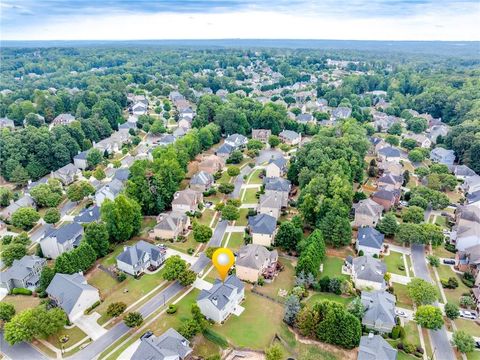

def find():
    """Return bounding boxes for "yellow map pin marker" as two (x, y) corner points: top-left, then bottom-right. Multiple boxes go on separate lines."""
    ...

(212, 248), (235, 282)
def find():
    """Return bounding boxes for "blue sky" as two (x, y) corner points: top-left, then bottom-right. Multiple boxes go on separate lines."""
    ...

(1, 0), (479, 40)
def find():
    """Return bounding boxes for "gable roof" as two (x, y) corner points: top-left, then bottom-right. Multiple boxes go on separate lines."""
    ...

(190, 171), (214, 186)
(248, 213), (277, 235)
(44, 222), (83, 245)
(172, 189), (201, 207)
(378, 146), (400, 158)
(354, 198), (384, 217)
(357, 227), (385, 249)
(352, 256), (386, 283)
(236, 244), (278, 270)
(155, 212), (188, 232)
(197, 275), (244, 310)
(361, 290), (396, 329)
(268, 157), (287, 170)
(263, 177), (291, 192)
(117, 240), (163, 266)
(73, 205), (100, 223)
(0, 255), (46, 284)
(279, 130), (300, 141)
(358, 334), (397, 360)
(216, 143), (234, 155)
(259, 192), (283, 209)
(132, 328), (192, 360)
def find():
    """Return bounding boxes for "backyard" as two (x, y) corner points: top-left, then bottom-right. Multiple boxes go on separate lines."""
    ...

(306, 292), (355, 307)
(254, 259), (296, 303)
(319, 256), (349, 280)
(2, 294), (40, 312)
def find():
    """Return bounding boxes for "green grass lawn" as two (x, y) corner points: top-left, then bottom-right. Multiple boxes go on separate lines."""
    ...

(100, 240), (137, 267)
(454, 318), (480, 338)
(467, 351), (480, 360)
(168, 232), (198, 254)
(198, 209), (216, 226)
(139, 217), (157, 236)
(384, 251), (407, 276)
(320, 256), (348, 279)
(435, 216), (447, 228)
(218, 171), (232, 183)
(225, 232), (245, 252)
(2, 295), (40, 312)
(436, 265), (470, 306)
(236, 208), (251, 226)
(392, 283), (414, 310)
(404, 320), (421, 346)
(247, 168), (264, 185)
(242, 188), (259, 204)
(387, 340), (419, 360)
(214, 289), (285, 349)
(255, 259), (295, 303)
(46, 326), (87, 349)
(432, 245), (456, 259)
(306, 292), (355, 307)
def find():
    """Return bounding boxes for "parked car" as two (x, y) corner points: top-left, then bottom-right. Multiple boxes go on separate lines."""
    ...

(395, 309), (407, 317)
(459, 310), (477, 320)
(443, 259), (455, 265)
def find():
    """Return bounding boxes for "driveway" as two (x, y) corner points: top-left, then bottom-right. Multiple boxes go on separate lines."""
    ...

(411, 244), (455, 360)
(390, 273), (410, 285)
(231, 166), (253, 199)
(208, 220), (227, 248)
(193, 278), (213, 291)
(191, 253), (211, 274)
(256, 149), (284, 165)
(74, 313), (107, 341)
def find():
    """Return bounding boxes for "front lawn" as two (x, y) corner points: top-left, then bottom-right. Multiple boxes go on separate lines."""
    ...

(392, 283), (414, 310)
(467, 352), (480, 360)
(436, 265), (470, 306)
(255, 259), (295, 303)
(225, 232), (245, 252)
(214, 289), (285, 349)
(198, 209), (216, 227)
(454, 318), (480, 338)
(247, 168), (264, 185)
(2, 294), (40, 312)
(218, 171), (232, 183)
(236, 208), (251, 226)
(46, 326), (87, 349)
(168, 232), (198, 254)
(320, 256), (348, 279)
(384, 251), (407, 276)
(242, 188), (259, 204)
(404, 320), (421, 347)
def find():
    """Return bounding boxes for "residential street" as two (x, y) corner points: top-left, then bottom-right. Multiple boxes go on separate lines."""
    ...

(0, 332), (48, 360)
(411, 244), (456, 360)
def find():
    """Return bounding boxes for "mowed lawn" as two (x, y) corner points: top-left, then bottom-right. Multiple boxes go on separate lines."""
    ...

(242, 188), (259, 204)
(46, 326), (87, 349)
(225, 232), (245, 252)
(236, 208), (251, 226)
(214, 289), (285, 349)
(436, 265), (470, 306)
(384, 251), (407, 276)
(320, 256), (348, 279)
(168, 232), (198, 254)
(198, 209), (216, 227)
(306, 292), (355, 307)
(2, 295), (40, 312)
(392, 283), (414, 310)
(255, 259), (295, 303)
(247, 169), (264, 185)
(454, 318), (480, 338)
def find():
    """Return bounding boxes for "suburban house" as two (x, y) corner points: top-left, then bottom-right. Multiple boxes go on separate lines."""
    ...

(371, 188), (400, 211)
(345, 255), (387, 290)
(150, 212), (190, 241)
(264, 177), (292, 194)
(94, 131), (130, 154)
(50, 113), (75, 128)
(358, 334), (397, 360)
(173, 126), (188, 138)
(377, 147), (401, 163)
(73, 151), (89, 169)
(197, 275), (245, 323)
(353, 198), (384, 228)
(451, 165), (476, 180)
(430, 147), (455, 166)
(116, 240), (166, 276)
(356, 226), (385, 257)
(190, 171), (214, 192)
(0, 194), (35, 221)
(252, 129), (271, 143)
(95, 179), (124, 206)
(455, 244), (480, 285)
(361, 290), (396, 333)
(377, 172), (403, 190)
(198, 155), (225, 174)
(131, 328), (192, 360)
(46, 273), (100, 322)
(215, 143), (234, 159)
(258, 192), (284, 219)
(462, 175), (480, 194)
(40, 222), (84, 259)
(331, 106), (352, 120)
(248, 213), (277, 247)
(0, 255), (46, 292)
(73, 205), (100, 224)
(279, 130), (301, 146)
(265, 157), (287, 178)
(378, 161), (403, 177)
(131, 102), (148, 116)
(225, 134), (248, 148)
(236, 244), (278, 282)
(296, 113), (315, 124)
(428, 124), (449, 143)
(52, 163), (80, 185)
(404, 133), (431, 148)
(450, 205), (480, 251)
(171, 189), (203, 213)
(0, 117), (15, 129)
(157, 134), (176, 147)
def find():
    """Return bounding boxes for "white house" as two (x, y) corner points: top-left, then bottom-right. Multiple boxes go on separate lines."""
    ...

(116, 240), (166, 276)
(197, 275), (245, 323)
(95, 179), (124, 206)
(40, 223), (84, 259)
(356, 227), (385, 257)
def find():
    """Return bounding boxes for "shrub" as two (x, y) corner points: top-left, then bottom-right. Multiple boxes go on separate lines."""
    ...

(166, 304), (177, 314)
(459, 296), (475, 309)
(257, 276), (265, 286)
(404, 343), (417, 354)
(427, 255), (440, 267)
(441, 277), (458, 289)
(358, 250), (364, 256)
(11, 288), (32, 295)
(107, 302), (127, 317)
(124, 312), (143, 327)
(462, 273), (475, 288)
(227, 167), (240, 177)
(203, 328), (229, 348)
(444, 242), (456, 253)
(84, 300), (101, 315)
(117, 272), (127, 282)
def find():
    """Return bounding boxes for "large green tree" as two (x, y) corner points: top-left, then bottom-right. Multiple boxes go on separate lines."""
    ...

(101, 195), (142, 242)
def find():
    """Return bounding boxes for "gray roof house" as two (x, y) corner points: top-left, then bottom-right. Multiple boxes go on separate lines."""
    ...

(0, 117), (15, 129)
(50, 113), (75, 128)
(252, 129), (271, 142)
(158, 134), (176, 147)
(215, 143), (234, 158)
(265, 157), (287, 178)
(46, 273), (100, 322)
(73, 151), (89, 170)
(40, 222), (84, 259)
(451, 165), (476, 180)
(248, 213), (277, 247)
(190, 171), (214, 192)
(296, 113), (314, 123)
(377, 146), (401, 162)
(347, 255), (387, 290)
(258, 191), (285, 219)
(151, 212), (190, 241)
(113, 168), (130, 182)
(279, 130), (301, 145)
(131, 328), (192, 360)
(225, 134), (248, 148)
(0, 255), (46, 291)
(116, 240), (166, 276)
(353, 198), (384, 228)
(430, 147), (455, 166)
(52, 163), (80, 185)
(197, 275), (245, 323)
(95, 179), (124, 206)
(358, 334), (397, 360)
(0, 194), (35, 221)
(356, 226), (385, 256)
(361, 290), (396, 333)
(264, 177), (292, 193)
(73, 205), (100, 224)
(236, 244), (278, 282)
(331, 106), (352, 120)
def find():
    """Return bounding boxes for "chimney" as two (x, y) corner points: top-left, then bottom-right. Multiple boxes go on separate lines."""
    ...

(368, 332), (374, 339)
(212, 296), (218, 306)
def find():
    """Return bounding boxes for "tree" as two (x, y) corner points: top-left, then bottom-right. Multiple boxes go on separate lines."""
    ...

(178, 319), (200, 340)
(265, 344), (283, 360)
(162, 255), (187, 281)
(84, 222), (110, 258)
(107, 302), (127, 317)
(247, 139), (264, 150)
(149, 120), (166, 135)
(268, 135), (280, 148)
(284, 294), (301, 325)
(396, 223), (424, 245)
(192, 222), (212, 243)
(444, 302), (460, 320)
(347, 297), (365, 319)
(408, 149), (426, 162)
(0, 303), (15, 322)
(409, 196), (428, 209)
(218, 183), (234, 194)
(275, 221), (302, 251)
(427, 255), (440, 267)
(30, 182), (63, 208)
(407, 278), (437, 305)
(414, 305), (444, 330)
(0, 187), (13, 207)
(11, 207), (40, 230)
(452, 331), (475, 354)
(178, 269), (197, 286)
(43, 208), (61, 224)
(38, 267), (55, 293)
(2, 243), (27, 267)
(227, 166), (240, 177)
(387, 123), (403, 135)
(407, 118), (428, 134)
(10, 164), (29, 185)
(402, 206), (425, 224)
(124, 312), (143, 328)
(376, 212), (399, 236)
(221, 204), (239, 221)
(385, 135), (399, 146)
(401, 138), (417, 150)
(101, 195), (142, 242)
(227, 150), (243, 164)
(86, 148), (103, 168)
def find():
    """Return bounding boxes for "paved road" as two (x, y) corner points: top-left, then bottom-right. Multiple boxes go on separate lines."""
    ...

(411, 244), (455, 360)
(208, 220), (227, 247)
(68, 282), (184, 360)
(59, 200), (76, 217)
(231, 166), (252, 199)
(0, 332), (48, 360)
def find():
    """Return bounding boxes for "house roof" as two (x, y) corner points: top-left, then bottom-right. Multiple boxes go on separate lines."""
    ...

(358, 334), (397, 360)
(332, 106), (352, 119)
(155, 212), (188, 232)
(113, 168), (130, 182)
(236, 244), (278, 270)
(452, 165), (476, 177)
(263, 177), (291, 192)
(354, 198), (384, 217)
(296, 113), (314, 123)
(268, 157), (287, 170)
(225, 134), (247, 146)
(132, 328), (192, 360)
(430, 147), (455, 158)
(248, 213), (277, 235)
(361, 290), (396, 329)
(352, 256), (386, 283)
(46, 273), (97, 315)
(372, 189), (397, 202)
(97, 179), (124, 197)
(172, 189), (201, 207)
(73, 205), (100, 223)
(216, 143), (234, 155)
(357, 227), (385, 250)
(44, 222), (83, 245)
(117, 240), (163, 266)
(378, 146), (400, 158)
(197, 275), (244, 311)
(73, 151), (88, 160)
(378, 173), (403, 186)
(190, 171), (214, 186)
(0, 255), (46, 284)
(259, 192), (283, 210)
(279, 130), (300, 141)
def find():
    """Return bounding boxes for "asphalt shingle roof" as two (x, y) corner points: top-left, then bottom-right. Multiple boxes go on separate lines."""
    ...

(248, 213), (277, 235)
